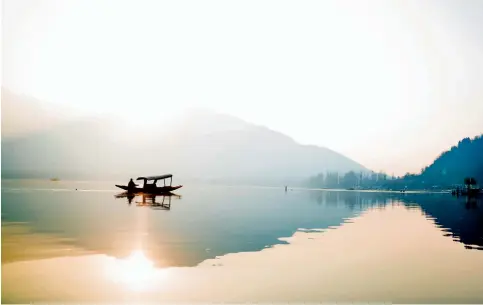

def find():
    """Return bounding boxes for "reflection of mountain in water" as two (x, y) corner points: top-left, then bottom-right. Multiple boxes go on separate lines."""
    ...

(2, 187), (367, 267)
(3, 187), (482, 268)
(402, 195), (483, 250)
(309, 190), (400, 210)
(316, 191), (483, 251)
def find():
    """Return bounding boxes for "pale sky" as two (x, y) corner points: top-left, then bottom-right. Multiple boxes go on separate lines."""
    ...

(3, 0), (483, 176)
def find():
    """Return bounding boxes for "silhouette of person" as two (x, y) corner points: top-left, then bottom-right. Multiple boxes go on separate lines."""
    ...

(128, 178), (136, 190)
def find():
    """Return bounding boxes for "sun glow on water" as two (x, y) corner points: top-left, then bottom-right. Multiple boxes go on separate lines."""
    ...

(105, 250), (166, 291)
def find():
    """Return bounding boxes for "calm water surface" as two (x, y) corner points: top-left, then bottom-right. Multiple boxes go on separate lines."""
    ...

(2, 180), (483, 303)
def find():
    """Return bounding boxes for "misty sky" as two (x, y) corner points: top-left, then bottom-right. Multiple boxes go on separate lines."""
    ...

(3, 0), (483, 175)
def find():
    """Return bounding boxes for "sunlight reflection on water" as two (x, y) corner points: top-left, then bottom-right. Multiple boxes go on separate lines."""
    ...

(2, 182), (483, 303)
(104, 249), (169, 291)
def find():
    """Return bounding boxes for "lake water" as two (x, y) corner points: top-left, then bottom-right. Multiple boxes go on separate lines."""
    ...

(2, 180), (483, 303)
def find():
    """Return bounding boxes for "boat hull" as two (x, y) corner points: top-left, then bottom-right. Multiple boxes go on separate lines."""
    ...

(115, 184), (183, 194)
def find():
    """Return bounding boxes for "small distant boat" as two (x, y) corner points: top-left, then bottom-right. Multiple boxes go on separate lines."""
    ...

(115, 174), (182, 194)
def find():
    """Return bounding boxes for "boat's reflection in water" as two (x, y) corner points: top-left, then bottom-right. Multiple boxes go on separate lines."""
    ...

(114, 192), (181, 210)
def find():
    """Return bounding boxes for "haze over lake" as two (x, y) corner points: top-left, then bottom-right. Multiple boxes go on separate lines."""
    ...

(2, 180), (483, 303)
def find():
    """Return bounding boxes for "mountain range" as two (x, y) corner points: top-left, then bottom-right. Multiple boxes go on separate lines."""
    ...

(2, 89), (368, 185)
(306, 133), (483, 190)
(398, 134), (483, 188)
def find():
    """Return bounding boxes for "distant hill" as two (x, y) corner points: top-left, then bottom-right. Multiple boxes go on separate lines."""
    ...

(382, 134), (483, 189)
(1, 88), (85, 138)
(2, 89), (62, 138)
(417, 134), (483, 186)
(2, 90), (369, 185)
(305, 134), (483, 190)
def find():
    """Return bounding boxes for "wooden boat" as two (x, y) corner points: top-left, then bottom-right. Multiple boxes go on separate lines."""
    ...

(115, 174), (183, 194)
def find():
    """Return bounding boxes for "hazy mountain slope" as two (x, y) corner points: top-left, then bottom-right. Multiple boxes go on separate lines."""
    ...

(119, 112), (369, 184)
(350, 134), (483, 190)
(419, 134), (483, 185)
(2, 91), (368, 184)
(1, 88), (82, 138)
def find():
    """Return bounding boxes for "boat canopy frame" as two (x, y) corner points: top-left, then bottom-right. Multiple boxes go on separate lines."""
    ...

(136, 174), (173, 187)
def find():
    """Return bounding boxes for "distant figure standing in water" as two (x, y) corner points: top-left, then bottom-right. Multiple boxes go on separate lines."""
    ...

(285, 186), (288, 192)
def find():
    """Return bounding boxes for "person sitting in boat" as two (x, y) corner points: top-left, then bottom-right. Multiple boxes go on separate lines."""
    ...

(128, 178), (136, 190)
